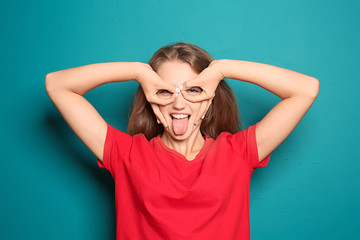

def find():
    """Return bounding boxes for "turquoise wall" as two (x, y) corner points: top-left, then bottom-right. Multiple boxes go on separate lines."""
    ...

(1, 0), (359, 239)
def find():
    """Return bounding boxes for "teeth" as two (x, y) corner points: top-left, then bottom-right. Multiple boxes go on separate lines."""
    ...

(171, 114), (189, 119)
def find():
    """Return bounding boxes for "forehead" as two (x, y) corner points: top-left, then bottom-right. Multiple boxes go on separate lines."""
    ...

(156, 61), (198, 86)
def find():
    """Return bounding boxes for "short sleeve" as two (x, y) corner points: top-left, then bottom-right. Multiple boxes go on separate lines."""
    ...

(97, 123), (133, 176)
(232, 123), (270, 170)
(246, 123), (270, 169)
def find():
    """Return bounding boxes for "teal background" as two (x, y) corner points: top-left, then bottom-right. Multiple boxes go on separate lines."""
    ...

(1, 0), (359, 239)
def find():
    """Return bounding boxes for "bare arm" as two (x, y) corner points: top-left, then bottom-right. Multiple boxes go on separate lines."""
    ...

(45, 62), (143, 161)
(183, 59), (319, 162)
(45, 61), (177, 161)
(219, 59), (319, 161)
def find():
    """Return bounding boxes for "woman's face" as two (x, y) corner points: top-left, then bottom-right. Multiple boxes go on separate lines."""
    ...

(156, 61), (205, 141)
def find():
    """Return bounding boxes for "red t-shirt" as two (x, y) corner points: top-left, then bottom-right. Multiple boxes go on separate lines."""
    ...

(98, 123), (269, 240)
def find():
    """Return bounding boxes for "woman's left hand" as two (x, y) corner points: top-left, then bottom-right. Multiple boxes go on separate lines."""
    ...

(182, 60), (225, 102)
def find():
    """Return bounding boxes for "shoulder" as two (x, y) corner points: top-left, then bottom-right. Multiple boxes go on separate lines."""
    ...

(107, 124), (148, 142)
(104, 124), (152, 158)
(215, 125), (255, 144)
(100, 124), (151, 172)
(212, 125), (258, 155)
(213, 124), (269, 169)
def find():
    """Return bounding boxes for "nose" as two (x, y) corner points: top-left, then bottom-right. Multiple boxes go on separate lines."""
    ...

(172, 92), (186, 110)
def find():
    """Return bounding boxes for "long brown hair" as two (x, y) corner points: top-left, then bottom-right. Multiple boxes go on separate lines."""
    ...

(127, 42), (241, 139)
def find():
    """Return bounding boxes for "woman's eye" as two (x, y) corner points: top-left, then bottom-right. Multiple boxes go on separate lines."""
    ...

(156, 89), (173, 98)
(186, 87), (203, 95)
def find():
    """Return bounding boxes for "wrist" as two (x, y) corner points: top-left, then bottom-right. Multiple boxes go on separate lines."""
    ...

(133, 62), (152, 84)
(215, 59), (241, 79)
(210, 59), (227, 79)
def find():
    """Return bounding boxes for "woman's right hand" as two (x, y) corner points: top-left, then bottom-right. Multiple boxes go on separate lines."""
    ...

(135, 63), (177, 105)
(135, 63), (178, 129)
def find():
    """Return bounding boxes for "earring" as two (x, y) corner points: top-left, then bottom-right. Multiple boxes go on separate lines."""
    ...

(157, 119), (161, 124)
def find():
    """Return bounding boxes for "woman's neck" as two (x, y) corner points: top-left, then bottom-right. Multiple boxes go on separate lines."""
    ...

(161, 130), (205, 161)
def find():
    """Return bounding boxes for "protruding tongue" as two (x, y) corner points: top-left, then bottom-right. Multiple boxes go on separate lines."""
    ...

(172, 117), (189, 135)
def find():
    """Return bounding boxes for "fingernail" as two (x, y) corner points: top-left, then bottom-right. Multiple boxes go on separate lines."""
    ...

(175, 87), (180, 93)
(178, 85), (183, 90)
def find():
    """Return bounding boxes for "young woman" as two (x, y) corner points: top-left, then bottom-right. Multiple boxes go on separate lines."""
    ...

(45, 43), (319, 239)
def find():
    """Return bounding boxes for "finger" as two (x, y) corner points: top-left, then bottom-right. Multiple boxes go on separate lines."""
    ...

(148, 92), (177, 106)
(182, 76), (213, 103)
(150, 103), (169, 129)
(182, 67), (210, 88)
(182, 78), (206, 92)
(195, 97), (214, 126)
(152, 79), (177, 105)
(155, 79), (177, 92)
(141, 71), (177, 105)
(204, 97), (213, 116)
(182, 91), (212, 103)
(151, 72), (178, 93)
(193, 100), (208, 126)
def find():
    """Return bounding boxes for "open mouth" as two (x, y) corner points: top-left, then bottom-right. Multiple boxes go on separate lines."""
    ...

(170, 114), (191, 120)
(170, 114), (191, 135)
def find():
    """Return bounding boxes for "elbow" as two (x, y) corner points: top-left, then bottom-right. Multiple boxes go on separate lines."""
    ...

(45, 72), (59, 96)
(308, 77), (320, 99)
(45, 73), (53, 94)
(301, 77), (319, 100)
